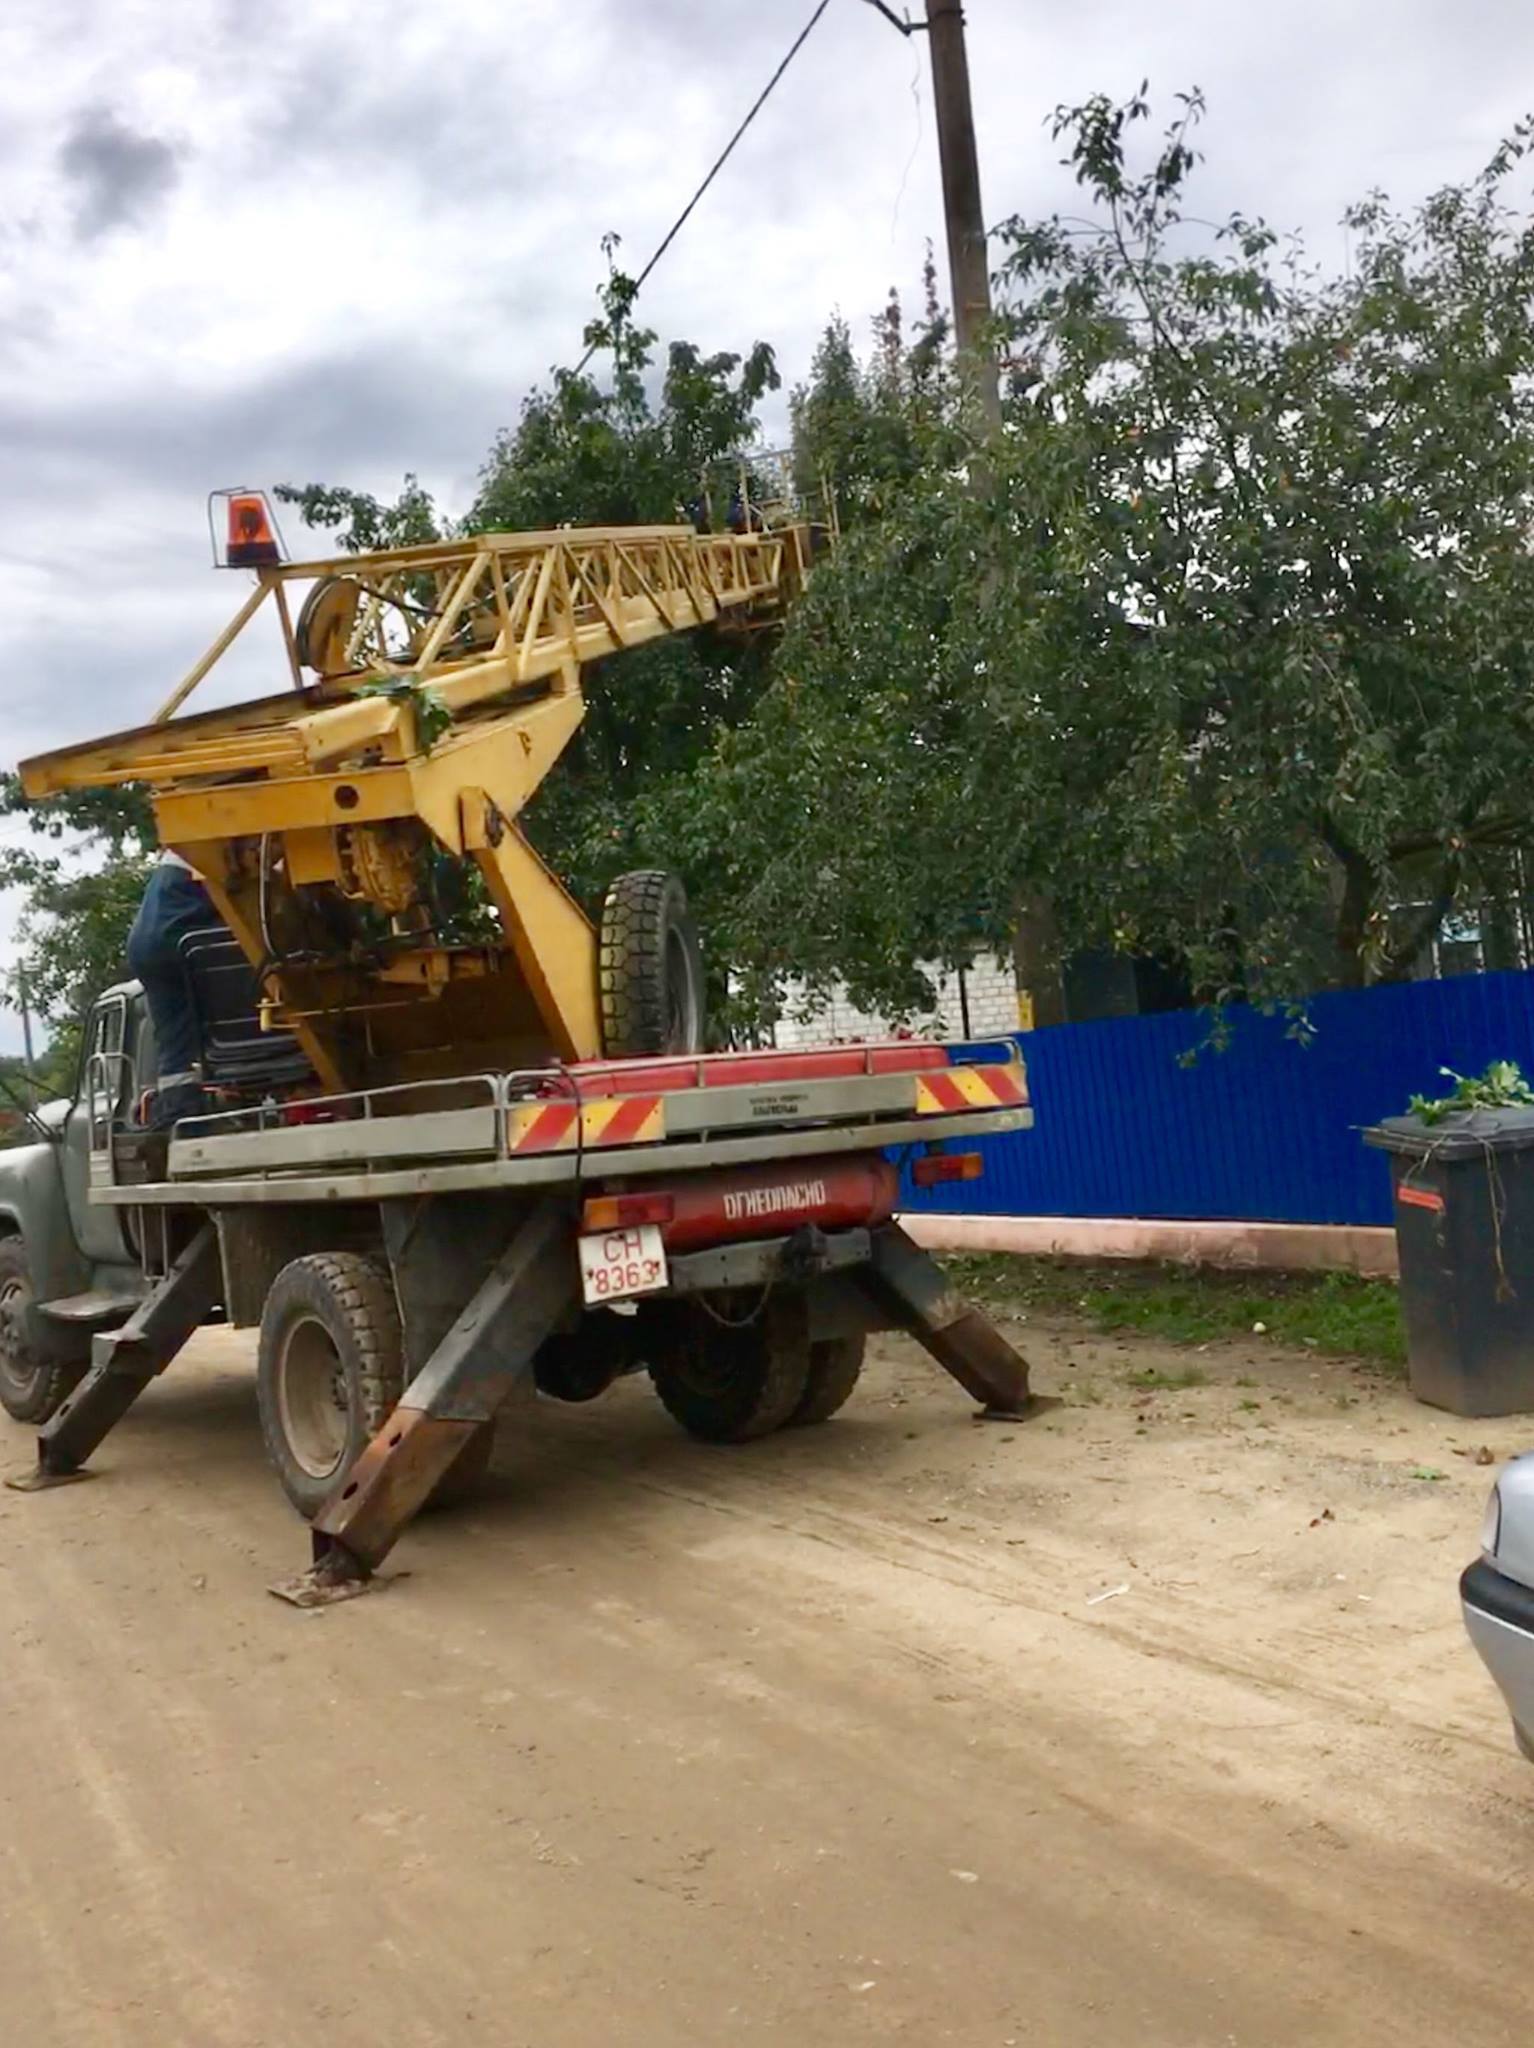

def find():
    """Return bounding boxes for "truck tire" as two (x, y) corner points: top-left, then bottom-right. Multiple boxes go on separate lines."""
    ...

(648, 1308), (811, 1443)
(790, 1334), (867, 1426)
(257, 1252), (405, 1520)
(599, 870), (704, 1057)
(0, 1237), (82, 1426)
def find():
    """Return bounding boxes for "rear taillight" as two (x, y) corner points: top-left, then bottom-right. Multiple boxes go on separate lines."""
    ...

(911, 1150), (984, 1189)
(581, 1191), (676, 1232)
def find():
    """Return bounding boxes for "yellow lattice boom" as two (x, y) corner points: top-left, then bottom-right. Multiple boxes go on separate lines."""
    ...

(19, 522), (822, 1091)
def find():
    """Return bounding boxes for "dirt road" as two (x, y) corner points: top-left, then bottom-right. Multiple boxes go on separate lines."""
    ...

(1, 1306), (1529, 2046)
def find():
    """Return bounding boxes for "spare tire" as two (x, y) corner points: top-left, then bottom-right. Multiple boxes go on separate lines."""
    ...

(599, 870), (704, 1057)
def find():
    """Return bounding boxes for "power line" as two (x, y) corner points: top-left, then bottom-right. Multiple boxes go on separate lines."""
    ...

(574, 0), (834, 376)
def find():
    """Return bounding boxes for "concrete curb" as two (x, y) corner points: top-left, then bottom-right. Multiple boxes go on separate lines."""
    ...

(897, 1212), (1399, 1280)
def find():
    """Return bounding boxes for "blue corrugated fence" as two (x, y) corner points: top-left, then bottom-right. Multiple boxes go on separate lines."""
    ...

(901, 968), (1534, 1227)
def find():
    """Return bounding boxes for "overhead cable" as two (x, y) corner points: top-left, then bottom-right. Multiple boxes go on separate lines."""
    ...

(574, 0), (834, 374)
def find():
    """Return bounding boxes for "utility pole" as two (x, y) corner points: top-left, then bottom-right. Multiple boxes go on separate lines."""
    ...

(868, 2), (1061, 1024)
(925, 3), (1059, 1021)
(16, 973), (36, 1105)
(923, 0), (1002, 434)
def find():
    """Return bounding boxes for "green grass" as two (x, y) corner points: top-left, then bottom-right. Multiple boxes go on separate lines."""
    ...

(1125, 1365), (1207, 1391)
(940, 1255), (1406, 1372)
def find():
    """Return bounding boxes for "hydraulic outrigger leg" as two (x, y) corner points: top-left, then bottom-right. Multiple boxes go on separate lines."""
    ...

(6, 1223), (221, 1491)
(859, 1225), (1039, 1420)
(271, 1200), (578, 1608)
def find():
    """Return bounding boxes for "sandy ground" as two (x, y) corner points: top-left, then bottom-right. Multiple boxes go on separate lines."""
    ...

(1, 1303), (1531, 2047)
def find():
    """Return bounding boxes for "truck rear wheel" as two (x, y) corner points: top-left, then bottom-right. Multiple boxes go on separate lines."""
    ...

(257, 1252), (404, 1520)
(256, 1253), (501, 1518)
(647, 1308), (811, 1443)
(790, 1334), (867, 1426)
(0, 1237), (81, 1426)
(599, 870), (704, 1056)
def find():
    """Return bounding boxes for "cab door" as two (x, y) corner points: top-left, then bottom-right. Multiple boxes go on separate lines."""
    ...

(59, 993), (136, 1266)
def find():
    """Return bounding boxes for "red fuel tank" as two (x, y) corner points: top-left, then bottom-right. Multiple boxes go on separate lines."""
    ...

(643, 1155), (900, 1252)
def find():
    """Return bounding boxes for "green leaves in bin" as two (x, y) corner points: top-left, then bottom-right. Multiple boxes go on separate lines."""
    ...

(1407, 1061), (1534, 1126)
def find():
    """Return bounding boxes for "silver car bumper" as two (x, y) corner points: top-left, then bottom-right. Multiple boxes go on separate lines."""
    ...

(1461, 1559), (1534, 1758)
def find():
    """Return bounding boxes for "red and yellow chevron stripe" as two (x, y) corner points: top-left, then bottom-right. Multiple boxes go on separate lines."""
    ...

(506, 1094), (666, 1154)
(914, 1061), (1028, 1115)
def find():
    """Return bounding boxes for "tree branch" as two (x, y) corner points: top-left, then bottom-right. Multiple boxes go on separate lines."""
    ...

(1380, 857), (1459, 982)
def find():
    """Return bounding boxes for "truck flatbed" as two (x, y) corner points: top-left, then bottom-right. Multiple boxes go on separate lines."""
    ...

(97, 1041), (1030, 1208)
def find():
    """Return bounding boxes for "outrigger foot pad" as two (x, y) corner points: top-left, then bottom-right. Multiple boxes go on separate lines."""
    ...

(268, 1545), (376, 1609)
(974, 1394), (1060, 1423)
(5, 1464), (93, 1493)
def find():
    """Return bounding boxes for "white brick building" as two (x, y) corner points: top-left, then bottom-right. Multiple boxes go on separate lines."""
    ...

(770, 955), (1022, 1048)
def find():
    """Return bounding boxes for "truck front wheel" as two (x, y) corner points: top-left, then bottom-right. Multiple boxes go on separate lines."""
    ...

(0, 1237), (81, 1426)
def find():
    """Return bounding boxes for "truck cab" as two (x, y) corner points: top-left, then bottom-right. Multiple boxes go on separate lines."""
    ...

(0, 985), (154, 1422)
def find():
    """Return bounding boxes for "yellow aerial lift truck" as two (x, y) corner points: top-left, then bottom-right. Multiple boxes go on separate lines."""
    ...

(2, 492), (1035, 1603)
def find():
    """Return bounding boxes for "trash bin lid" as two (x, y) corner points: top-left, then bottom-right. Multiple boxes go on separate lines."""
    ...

(1365, 1106), (1534, 1158)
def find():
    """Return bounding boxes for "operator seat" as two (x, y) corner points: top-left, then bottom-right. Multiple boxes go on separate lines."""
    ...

(177, 928), (316, 1097)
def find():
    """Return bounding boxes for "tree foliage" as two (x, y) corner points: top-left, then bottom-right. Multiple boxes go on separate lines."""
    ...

(704, 94), (1534, 1015)
(0, 777), (155, 1067)
(789, 253), (950, 529)
(280, 244), (784, 923)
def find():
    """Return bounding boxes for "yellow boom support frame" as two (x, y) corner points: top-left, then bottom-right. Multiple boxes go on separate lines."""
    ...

(20, 522), (819, 1092)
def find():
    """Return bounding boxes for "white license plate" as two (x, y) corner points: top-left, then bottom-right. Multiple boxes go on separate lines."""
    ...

(578, 1224), (669, 1306)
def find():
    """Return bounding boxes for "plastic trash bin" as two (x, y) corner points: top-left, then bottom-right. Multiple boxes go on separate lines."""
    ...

(1367, 1107), (1534, 1416)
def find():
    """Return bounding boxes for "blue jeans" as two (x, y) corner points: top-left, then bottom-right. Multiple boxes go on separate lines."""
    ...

(125, 864), (219, 1124)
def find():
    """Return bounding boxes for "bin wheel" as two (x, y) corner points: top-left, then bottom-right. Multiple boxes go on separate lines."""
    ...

(257, 1253), (404, 1520)
(0, 1237), (82, 1426)
(599, 870), (704, 1057)
(647, 1307), (811, 1443)
(790, 1335), (867, 1426)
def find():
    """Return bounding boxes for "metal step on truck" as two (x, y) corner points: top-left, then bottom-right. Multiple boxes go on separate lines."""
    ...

(2, 494), (1038, 1605)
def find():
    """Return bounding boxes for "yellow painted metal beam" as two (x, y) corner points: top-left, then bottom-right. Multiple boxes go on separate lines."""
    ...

(462, 798), (602, 1062)
(151, 689), (586, 853)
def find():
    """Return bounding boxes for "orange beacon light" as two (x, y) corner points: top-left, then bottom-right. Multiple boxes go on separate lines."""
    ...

(210, 487), (287, 568)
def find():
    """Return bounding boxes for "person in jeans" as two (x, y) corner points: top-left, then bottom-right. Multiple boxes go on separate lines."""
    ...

(124, 850), (222, 1127)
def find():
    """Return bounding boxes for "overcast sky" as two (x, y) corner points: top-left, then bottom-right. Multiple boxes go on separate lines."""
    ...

(2, 0), (1532, 1048)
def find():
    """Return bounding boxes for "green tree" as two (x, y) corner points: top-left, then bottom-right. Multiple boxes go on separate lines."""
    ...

(276, 472), (442, 554)
(281, 245), (785, 923)
(0, 779), (156, 1071)
(704, 94), (1534, 1016)
(790, 252), (951, 530)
